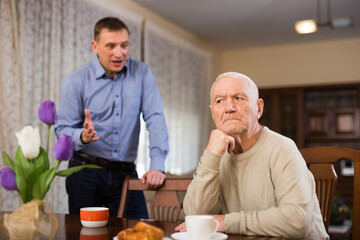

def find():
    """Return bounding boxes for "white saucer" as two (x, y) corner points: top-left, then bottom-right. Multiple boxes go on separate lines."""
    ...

(171, 232), (228, 240)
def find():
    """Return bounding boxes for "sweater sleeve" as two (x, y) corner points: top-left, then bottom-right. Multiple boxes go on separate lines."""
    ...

(183, 150), (223, 215)
(225, 145), (319, 239)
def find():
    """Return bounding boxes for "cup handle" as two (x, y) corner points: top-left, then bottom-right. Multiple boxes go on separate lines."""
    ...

(212, 219), (219, 234)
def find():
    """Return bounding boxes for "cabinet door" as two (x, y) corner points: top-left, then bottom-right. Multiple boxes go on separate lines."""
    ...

(259, 88), (303, 147)
(306, 110), (329, 137)
(305, 108), (360, 140)
(259, 95), (276, 130)
(279, 94), (298, 141)
(334, 108), (360, 138)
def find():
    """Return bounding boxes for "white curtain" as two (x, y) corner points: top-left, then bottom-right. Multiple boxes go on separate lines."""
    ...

(137, 21), (212, 176)
(0, 0), (142, 213)
(0, 0), (211, 213)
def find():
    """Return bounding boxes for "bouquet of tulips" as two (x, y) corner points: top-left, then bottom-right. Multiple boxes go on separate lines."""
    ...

(0, 100), (100, 203)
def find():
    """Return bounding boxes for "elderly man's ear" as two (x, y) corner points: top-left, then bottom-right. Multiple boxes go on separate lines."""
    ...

(209, 104), (215, 120)
(257, 98), (264, 120)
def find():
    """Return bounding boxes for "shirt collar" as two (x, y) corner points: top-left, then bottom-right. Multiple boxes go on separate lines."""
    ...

(93, 56), (128, 79)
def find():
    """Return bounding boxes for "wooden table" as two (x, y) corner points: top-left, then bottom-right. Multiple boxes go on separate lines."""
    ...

(0, 213), (284, 239)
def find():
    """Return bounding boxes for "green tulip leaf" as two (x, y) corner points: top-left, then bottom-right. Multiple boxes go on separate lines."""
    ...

(32, 149), (49, 199)
(32, 172), (47, 200)
(24, 151), (37, 201)
(42, 167), (57, 199)
(34, 148), (48, 179)
(15, 146), (38, 203)
(56, 164), (101, 177)
(14, 153), (28, 203)
(40, 147), (50, 170)
(32, 167), (57, 200)
(2, 151), (15, 171)
(15, 147), (31, 170)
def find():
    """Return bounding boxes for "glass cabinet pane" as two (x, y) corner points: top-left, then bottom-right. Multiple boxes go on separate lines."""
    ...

(259, 96), (272, 128)
(280, 95), (297, 140)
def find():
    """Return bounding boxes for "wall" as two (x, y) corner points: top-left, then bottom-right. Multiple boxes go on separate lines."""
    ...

(221, 37), (360, 88)
(97, 0), (360, 90)
(103, 0), (223, 83)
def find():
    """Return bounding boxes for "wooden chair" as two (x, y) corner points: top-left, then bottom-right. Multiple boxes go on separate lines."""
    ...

(300, 146), (360, 240)
(117, 175), (192, 222)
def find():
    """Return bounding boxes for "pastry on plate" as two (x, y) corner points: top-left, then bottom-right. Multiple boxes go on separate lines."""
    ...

(117, 221), (164, 240)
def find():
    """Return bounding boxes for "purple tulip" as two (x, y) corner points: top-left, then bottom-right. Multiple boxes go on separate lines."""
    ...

(54, 134), (73, 161)
(38, 100), (58, 125)
(0, 167), (17, 191)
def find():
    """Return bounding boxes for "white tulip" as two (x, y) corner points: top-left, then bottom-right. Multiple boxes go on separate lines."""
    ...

(15, 126), (41, 159)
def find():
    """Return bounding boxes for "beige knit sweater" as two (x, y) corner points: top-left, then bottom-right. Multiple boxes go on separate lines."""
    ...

(184, 127), (329, 240)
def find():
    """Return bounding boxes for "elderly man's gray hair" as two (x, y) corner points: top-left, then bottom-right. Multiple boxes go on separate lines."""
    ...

(210, 72), (259, 103)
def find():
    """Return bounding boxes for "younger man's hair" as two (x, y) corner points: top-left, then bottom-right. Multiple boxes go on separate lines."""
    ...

(94, 17), (129, 41)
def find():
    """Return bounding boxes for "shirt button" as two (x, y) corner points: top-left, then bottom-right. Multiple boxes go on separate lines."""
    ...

(115, 94), (119, 98)
(116, 113), (119, 116)
(115, 131), (118, 135)
(114, 150), (117, 153)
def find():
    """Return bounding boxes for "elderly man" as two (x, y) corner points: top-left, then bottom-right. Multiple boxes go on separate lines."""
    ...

(176, 72), (329, 239)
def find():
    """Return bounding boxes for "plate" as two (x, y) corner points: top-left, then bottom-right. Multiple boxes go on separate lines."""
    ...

(171, 232), (228, 240)
(113, 237), (171, 240)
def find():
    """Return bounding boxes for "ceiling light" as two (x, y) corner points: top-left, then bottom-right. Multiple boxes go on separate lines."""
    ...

(295, 0), (353, 34)
(331, 17), (353, 29)
(295, 19), (317, 34)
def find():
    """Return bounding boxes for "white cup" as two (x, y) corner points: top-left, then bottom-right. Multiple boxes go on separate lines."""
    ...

(186, 215), (219, 240)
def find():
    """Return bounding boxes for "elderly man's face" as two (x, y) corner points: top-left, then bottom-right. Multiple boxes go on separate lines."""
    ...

(210, 76), (263, 136)
(91, 28), (129, 78)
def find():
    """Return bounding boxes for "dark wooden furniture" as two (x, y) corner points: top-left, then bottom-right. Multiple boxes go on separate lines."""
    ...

(300, 146), (360, 240)
(259, 83), (360, 150)
(259, 87), (304, 147)
(328, 219), (352, 240)
(0, 213), (285, 239)
(117, 176), (192, 222)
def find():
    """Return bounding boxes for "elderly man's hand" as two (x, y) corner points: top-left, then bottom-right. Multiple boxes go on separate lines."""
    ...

(175, 214), (226, 233)
(206, 129), (235, 156)
(175, 221), (186, 232)
(141, 170), (166, 189)
(212, 215), (226, 232)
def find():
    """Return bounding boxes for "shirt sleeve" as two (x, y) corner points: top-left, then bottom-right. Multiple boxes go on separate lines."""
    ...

(183, 150), (223, 215)
(54, 74), (85, 150)
(225, 147), (319, 239)
(140, 64), (169, 172)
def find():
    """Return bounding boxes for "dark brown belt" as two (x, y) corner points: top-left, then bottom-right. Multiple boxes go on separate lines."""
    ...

(72, 151), (135, 172)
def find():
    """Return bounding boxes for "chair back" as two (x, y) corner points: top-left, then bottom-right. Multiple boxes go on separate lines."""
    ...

(300, 146), (360, 240)
(117, 175), (192, 222)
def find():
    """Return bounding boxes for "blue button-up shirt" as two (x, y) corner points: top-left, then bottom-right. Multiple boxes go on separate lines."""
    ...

(55, 57), (169, 171)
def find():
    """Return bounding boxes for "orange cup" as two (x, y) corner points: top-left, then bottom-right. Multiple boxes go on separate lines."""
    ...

(80, 207), (109, 228)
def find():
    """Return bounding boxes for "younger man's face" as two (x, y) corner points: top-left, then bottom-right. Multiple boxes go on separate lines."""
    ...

(91, 28), (129, 78)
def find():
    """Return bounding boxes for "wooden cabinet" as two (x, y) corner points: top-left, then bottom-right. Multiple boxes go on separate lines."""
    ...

(305, 108), (360, 140)
(259, 83), (360, 150)
(303, 85), (360, 150)
(259, 88), (304, 147)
